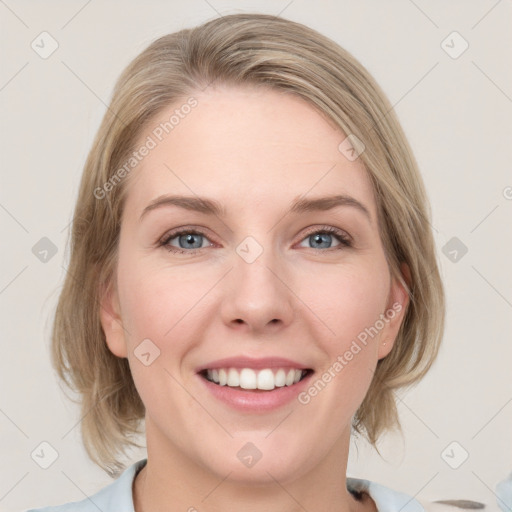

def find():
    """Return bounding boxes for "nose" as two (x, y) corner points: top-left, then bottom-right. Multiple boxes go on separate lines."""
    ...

(219, 240), (295, 334)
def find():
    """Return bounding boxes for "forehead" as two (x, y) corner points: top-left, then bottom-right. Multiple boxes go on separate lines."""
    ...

(122, 85), (376, 222)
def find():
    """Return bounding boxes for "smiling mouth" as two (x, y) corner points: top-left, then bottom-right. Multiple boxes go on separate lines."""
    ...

(199, 367), (314, 391)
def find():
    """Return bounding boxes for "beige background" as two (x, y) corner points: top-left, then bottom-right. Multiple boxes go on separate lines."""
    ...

(1, 1), (511, 510)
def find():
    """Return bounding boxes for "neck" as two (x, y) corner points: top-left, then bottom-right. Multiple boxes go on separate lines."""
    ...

(133, 417), (372, 512)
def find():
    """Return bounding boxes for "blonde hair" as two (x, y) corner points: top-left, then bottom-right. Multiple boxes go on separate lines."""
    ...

(52, 13), (445, 476)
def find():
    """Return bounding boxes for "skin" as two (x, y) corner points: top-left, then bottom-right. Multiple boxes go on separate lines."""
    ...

(100, 84), (409, 512)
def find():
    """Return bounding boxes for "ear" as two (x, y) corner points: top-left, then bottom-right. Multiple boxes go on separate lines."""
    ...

(378, 262), (411, 359)
(99, 279), (128, 358)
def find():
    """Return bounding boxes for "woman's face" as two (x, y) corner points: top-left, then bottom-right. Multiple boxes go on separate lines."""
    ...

(101, 84), (408, 484)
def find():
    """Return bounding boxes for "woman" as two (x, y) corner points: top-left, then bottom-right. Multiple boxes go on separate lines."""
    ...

(28, 13), (449, 511)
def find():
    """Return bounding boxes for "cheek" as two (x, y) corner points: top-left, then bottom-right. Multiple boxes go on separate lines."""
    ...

(297, 259), (390, 347)
(300, 261), (390, 413)
(116, 262), (200, 409)
(117, 252), (202, 342)
(294, 267), (387, 426)
(115, 256), (216, 404)
(118, 248), (390, 357)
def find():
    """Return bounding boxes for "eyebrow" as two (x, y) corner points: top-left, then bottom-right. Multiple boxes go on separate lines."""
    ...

(139, 194), (372, 223)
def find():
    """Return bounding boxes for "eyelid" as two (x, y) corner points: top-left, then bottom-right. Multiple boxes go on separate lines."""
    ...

(158, 225), (215, 246)
(300, 225), (352, 245)
(158, 224), (353, 254)
(157, 226), (218, 254)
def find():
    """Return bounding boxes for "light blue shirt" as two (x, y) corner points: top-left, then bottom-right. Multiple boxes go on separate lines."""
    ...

(25, 459), (512, 512)
(496, 472), (512, 512)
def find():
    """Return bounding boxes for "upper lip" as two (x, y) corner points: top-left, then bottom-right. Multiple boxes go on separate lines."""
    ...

(196, 357), (312, 373)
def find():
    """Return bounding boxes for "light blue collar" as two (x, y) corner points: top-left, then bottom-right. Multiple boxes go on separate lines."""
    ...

(92, 459), (424, 512)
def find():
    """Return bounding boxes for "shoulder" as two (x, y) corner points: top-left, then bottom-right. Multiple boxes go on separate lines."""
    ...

(348, 477), (425, 512)
(24, 459), (147, 512)
(496, 471), (512, 512)
(347, 476), (509, 512)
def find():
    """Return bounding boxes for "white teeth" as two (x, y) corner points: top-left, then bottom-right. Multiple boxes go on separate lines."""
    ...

(239, 368), (257, 389)
(274, 369), (286, 387)
(204, 367), (308, 391)
(227, 368), (240, 387)
(257, 369), (274, 390)
(285, 369), (295, 386)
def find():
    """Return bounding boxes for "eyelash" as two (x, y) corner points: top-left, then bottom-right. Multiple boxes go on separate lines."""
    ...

(158, 225), (352, 255)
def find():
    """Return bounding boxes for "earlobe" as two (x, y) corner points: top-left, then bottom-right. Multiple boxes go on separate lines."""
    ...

(99, 279), (128, 358)
(378, 262), (411, 359)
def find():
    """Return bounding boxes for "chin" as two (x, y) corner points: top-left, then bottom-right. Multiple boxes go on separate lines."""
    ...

(214, 459), (307, 486)
(196, 439), (317, 486)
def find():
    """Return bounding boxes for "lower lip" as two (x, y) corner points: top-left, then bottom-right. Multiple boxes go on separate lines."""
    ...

(197, 372), (314, 412)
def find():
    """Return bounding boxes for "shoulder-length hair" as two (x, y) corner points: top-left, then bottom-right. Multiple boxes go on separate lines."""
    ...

(52, 13), (445, 476)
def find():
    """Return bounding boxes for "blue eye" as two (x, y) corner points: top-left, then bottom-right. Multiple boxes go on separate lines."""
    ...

(159, 226), (352, 255)
(299, 226), (352, 250)
(161, 230), (210, 254)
